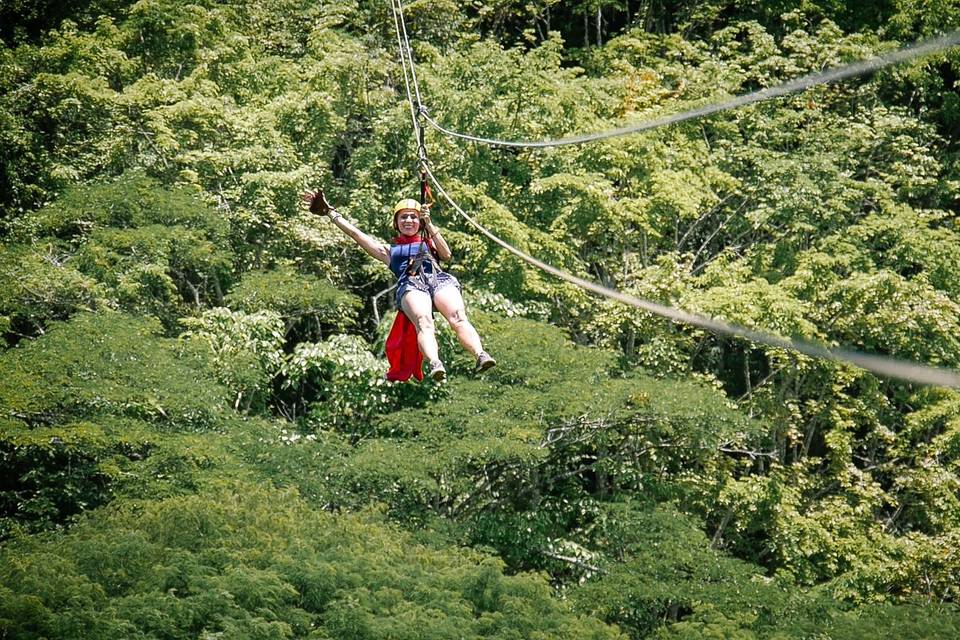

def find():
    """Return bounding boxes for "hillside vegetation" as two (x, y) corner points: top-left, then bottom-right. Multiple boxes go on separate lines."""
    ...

(3, 1), (960, 638)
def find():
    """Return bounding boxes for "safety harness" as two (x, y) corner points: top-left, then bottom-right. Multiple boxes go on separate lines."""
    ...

(403, 168), (440, 285)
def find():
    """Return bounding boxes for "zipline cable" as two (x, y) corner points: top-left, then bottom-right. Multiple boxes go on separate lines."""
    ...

(414, 29), (960, 148)
(390, 2), (960, 388)
(395, 0), (425, 115)
(390, 0), (422, 154)
(421, 163), (960, 389)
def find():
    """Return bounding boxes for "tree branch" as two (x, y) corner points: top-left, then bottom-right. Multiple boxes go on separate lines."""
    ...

(540, 550), (605, 574)
(717, 445), (777, 459)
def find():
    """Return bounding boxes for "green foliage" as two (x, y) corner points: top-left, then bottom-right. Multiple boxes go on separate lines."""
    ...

(15, 170), (227, 241)
(5, 172), (232, 332)
(224, 265), (362, 340)
(581, 256), (699, 375)
(0, 482), (626, 640)
(574, 503), (782, 639)
(464, 286), (551, 321)
(124, 0), (229, 78)
(0, 416), (231, 537)
(320, 314), (761, 574)
(0, 417), (119, 536)
(0, 311), (228, 428)
(773, 601), (960, 640)
(472, 312), (616, 389)
(0, 0), (134, 45)
(0, 243), (104, 345)
(1, 69), (124, 207)
(712, 462), (895, 584)
(3, 0), (960, 634)
(280, 333), (441, 431)
(885, 0), (960, 39)
(74, 222), (233, 325)
(180, 307), (286, 413)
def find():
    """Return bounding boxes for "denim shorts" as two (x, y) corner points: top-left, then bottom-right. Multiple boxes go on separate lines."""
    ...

(396, 271), (461, 308)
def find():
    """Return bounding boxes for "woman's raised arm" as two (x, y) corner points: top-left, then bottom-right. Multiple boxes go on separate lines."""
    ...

(302, 190), (390, 265)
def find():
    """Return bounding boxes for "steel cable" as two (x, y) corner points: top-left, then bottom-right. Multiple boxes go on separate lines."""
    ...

(422, 164), (960, 388)
(417, 30), (960, 147)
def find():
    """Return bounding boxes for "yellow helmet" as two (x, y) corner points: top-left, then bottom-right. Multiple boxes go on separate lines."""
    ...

(393, 199), (421, 215)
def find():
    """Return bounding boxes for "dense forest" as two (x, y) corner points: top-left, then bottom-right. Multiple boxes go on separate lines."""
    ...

(3, 1), (960, 638)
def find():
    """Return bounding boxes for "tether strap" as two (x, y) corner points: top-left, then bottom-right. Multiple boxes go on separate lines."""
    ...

(406, 170), (439, 282)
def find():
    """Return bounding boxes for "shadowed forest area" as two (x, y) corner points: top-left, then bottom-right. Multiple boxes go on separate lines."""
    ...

(2, 1), (960, 638)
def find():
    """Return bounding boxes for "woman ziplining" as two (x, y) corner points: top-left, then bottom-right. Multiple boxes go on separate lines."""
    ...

(381, 1), (960, 388)
(301, 189), (496, 382)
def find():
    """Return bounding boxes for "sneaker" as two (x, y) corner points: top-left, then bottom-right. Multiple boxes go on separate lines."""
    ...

(429, 360), (447, 382)
(475, 351), (496, 373)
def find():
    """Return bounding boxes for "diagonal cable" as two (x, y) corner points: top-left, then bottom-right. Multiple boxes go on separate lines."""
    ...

(415, 30), (960, 148)
(422, 163), (960, 389)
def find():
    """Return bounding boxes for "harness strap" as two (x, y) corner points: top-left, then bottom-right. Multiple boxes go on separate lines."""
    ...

(406, 168), (439, 283)
(406, 241), (440, 286)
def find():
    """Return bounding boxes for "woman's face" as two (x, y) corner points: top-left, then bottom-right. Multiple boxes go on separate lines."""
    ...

(396, 209), (421, 236)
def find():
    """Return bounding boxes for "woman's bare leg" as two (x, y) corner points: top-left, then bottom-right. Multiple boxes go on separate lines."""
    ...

(432, 286), (483, 356)
(400, 289), (440, 363)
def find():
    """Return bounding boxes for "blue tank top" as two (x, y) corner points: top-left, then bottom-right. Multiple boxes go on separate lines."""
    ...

(389, 241), (439, 280)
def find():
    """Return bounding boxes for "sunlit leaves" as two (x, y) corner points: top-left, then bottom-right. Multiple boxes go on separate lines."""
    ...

(2, 0), (960, 632)
(0, 243), (103, 345)
(224, 266), (362, 339)
(0, 312), (228, 428)
(280, 333), (439, 430)
(180, 307), (285, 413)
(0, 482), (627, 639)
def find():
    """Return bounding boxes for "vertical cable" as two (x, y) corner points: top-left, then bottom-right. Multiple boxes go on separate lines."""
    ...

(390, 0), (422, 146)
(395, 0), (425, 113)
